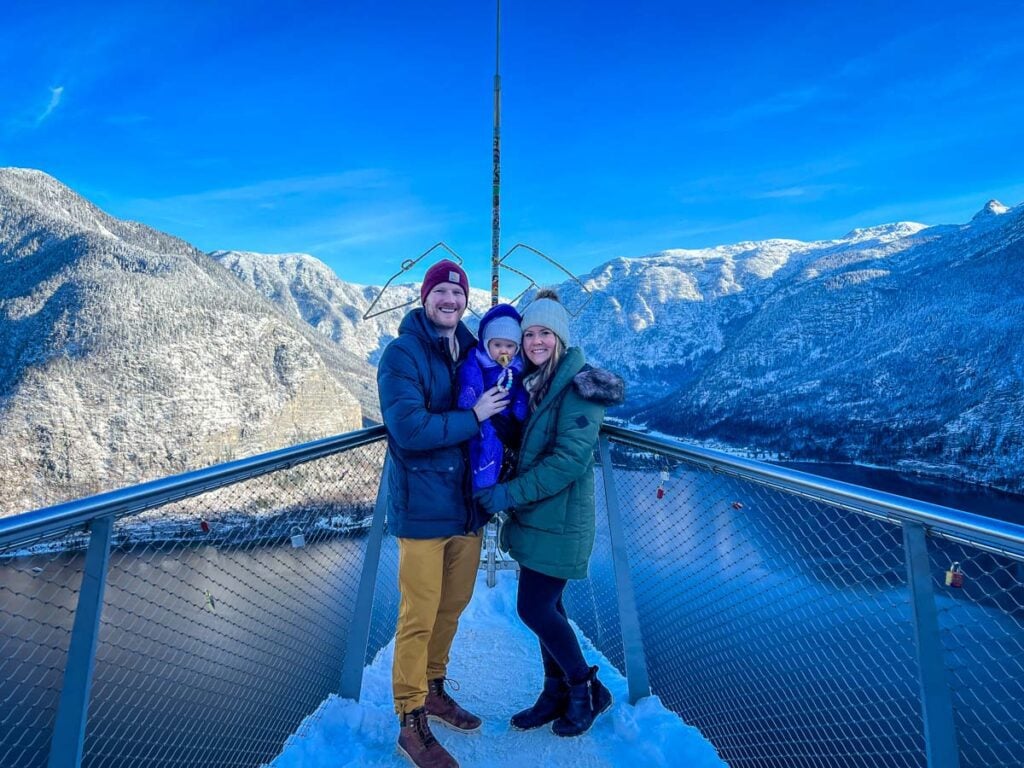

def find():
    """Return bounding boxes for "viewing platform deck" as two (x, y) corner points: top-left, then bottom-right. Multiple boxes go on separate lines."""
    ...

(270, 569), (724, 767)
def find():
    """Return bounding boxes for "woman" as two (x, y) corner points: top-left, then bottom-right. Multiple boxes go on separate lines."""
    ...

(475, 289), (625, 738)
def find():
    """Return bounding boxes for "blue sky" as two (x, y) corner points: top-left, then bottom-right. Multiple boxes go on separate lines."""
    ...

(3, 0), (1023, 289)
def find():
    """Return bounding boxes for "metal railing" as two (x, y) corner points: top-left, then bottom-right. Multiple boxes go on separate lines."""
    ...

(569, 426), (1024, 768)
(0, 427), (392, 768)
(2, 423), (1022, 767)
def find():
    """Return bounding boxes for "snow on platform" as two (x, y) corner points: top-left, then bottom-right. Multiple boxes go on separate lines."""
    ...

(266, 569), (726, 768)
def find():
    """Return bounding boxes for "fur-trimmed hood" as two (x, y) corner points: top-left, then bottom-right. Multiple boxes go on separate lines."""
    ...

(572, 365), (626, 407)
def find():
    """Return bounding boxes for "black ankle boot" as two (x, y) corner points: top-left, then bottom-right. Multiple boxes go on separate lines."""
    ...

(510, 676), (569, 730)
(552, 665), (612, 737)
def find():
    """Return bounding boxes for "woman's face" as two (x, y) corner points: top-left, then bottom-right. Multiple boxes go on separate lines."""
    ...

(522, 325), (558, 366)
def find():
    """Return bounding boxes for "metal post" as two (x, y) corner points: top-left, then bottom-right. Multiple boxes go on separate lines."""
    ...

(47, 515), (114, 768)
(485, 519), (498, 588)
(902, 522), (961, 768)
(339, 458), (391, 700)
(598, 436), (651, 704)
(490, 0), (502, 307)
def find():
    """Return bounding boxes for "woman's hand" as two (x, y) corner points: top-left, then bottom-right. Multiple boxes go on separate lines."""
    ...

(474, 483), (511, 514)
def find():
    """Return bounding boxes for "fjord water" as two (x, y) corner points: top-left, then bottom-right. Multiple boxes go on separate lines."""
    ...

(568, 463), (1024, 768)
(781, 461), (1024, 525)
(4, 465), (1021, 767)
(1, 537), (374, 768)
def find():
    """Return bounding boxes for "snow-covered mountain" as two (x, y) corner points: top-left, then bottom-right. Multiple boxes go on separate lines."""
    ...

(214, 203), (1024, 493)
(556, 203), (1024, 493)
(3, 165), (1022, 510)
(0, 168), (367, 514)
(210, 250), (493, 364)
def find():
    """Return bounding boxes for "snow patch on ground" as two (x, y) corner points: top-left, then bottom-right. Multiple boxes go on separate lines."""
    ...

(266, 570), (726, 767)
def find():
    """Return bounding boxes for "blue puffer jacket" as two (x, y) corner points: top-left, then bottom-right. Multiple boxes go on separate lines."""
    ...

(377, 308), (481, 537)
(456, 304), (529, 492)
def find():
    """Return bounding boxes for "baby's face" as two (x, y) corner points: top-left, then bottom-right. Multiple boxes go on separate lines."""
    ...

(487, 338), (518, 366)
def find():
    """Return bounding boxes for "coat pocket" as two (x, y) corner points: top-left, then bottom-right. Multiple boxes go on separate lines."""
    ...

(404, 456), (463, 522)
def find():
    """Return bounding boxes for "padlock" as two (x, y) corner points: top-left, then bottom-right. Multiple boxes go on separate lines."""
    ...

(732, 501), (744, 510)
(290, 526), (306, 549)
(660, 470), (670, 482)
(656, 486), (665, 499)
(200, 519), (210, 533)
(945, 562), (964, 588)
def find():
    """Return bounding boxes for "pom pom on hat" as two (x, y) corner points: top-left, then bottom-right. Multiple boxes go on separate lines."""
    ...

(420, 259), (469, 303)
(520, 289), (570, 347)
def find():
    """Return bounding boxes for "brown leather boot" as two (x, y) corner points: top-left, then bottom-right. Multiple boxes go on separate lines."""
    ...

(425, 678), (483, 732)
(397, 707), (459, 768)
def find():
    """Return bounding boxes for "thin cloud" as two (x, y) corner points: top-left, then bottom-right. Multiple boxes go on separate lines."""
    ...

(307, 206), (456, 254)
(117, 174), (457, 269)
(721, 85), (824, 126)
(750, 184), (848, 201)
(671, 159), (858, 206)
(152, 171), (396, 205)
(711, 24), (959, 132)
(36, 86), (64, 124)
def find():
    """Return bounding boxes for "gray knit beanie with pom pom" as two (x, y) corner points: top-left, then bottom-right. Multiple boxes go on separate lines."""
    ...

(520, 289), (570, 347)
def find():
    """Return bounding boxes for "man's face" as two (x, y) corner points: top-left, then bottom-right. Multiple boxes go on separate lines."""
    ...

(423, 282), (467, 331)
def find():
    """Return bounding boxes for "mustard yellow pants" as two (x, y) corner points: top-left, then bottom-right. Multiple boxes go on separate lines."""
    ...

(393, 532), (482, 715)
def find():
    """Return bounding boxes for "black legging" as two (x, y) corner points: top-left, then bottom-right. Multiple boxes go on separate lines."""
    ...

(516, 566), (589, 684)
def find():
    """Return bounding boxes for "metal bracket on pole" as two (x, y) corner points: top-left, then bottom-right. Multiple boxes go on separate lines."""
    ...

(481, 516), (518, 587)
(599, 435), (651, 704)
(339, 457), (391, 701)
(47, 515), (114, 768)
(902, 522), (961, 768)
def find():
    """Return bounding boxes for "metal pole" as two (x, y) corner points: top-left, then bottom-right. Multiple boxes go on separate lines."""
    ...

(902, 522), (961, 768)
(598, 436), (651, 704)
(486, 519), (498, 588)
(339, 458), (391, 700)
(480, 0), (503, 583)
(490, 0), (501, 307)
(47, 515), (114, 768)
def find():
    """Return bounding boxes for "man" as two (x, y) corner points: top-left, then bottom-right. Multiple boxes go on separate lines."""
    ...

(377, 259), (509, 768)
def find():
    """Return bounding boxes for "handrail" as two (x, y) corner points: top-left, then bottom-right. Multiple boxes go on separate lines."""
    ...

(4, 422), (1021, 768)
(600, 424), (1024, 559)
(7, 420), (1019, 558)
(0, 425), (389, 550)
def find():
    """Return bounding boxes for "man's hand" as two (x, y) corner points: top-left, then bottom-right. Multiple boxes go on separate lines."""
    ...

(472, 385), (510, 422)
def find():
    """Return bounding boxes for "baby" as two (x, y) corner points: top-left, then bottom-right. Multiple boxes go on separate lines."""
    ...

(457, 303), (530, 492)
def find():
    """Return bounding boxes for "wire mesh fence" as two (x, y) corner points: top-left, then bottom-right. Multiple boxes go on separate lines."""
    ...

(578, 436), (1024, 768)
(564, 460), (625, 674)
(4, 424), (1023, 768)
(927, 539), (1024, 768)
(1, 439), (386, 768)
(1, 527), (86, 768)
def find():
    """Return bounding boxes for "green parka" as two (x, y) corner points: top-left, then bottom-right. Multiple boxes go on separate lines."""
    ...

(476, 347), (625, 580)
